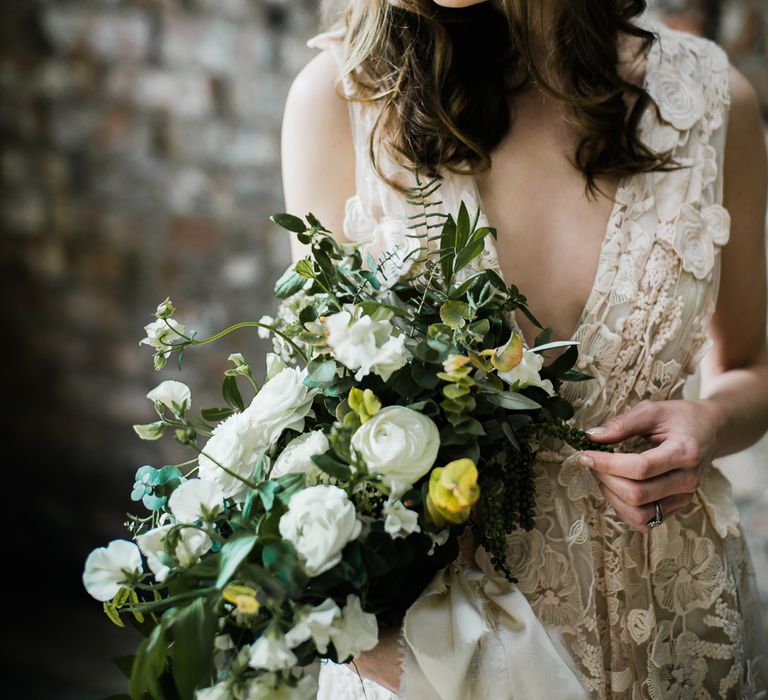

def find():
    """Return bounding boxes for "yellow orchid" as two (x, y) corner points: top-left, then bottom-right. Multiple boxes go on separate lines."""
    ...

(223, 584), (261, 615)
(426, 458), (480, 527)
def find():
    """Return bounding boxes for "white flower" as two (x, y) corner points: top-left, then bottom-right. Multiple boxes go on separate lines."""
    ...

(497, 350), (555, 395)
(265, 352), (287, 381)
(140, 317), (186, 355)
(146, 380), (191, 415)
(328, 594), (379, 661)
(383, 498), (421, 539)
(649, 67), (706, 131)
(427, 528), (450, 555)
(672, 203), (731, 280)
(198, 410), (263, 500)
(350, 406), (440, 495)
(285, 598), (341, 652)
(136, 525), (211, 583)
(168, 479), (224, 523)
(278, 485), (362, 576)
(271, 430), (329, 479)
(257, 315), (274, 339)
(324, 306), (409, 382)
(82, 540), (143, 602)
(249, 629), (297, 671)
(248, 366), (318, 447)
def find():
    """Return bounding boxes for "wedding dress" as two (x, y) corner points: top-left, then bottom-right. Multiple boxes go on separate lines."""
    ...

(306, 13), (768, 700)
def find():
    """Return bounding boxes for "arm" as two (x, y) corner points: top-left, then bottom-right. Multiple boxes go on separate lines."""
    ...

(580, 65), (768, 531)
(281, 47), (355, 263)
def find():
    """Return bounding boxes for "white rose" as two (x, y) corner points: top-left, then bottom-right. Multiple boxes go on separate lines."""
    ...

(271, 430), (329, 479)
(198, 410), (263, 501)
(285, 598), (341, 652)
(278, 485), (362, 576)
(497, 350), (555, 396)
(136, 525), (211, 582)
(248, 629), (297, 671)
(328, 594), (379, 661)
(324, 306), (409, 382)
(82, 539), (143, 602)
(146, 380), (191, 415)
(248, 366), (318, 447)
(350, 406), (440, 494)
(383, 498), (421, 539)
(168, 478), (224, 523)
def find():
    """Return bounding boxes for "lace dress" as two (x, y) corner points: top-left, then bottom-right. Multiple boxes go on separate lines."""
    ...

(306, 14), (768, 700)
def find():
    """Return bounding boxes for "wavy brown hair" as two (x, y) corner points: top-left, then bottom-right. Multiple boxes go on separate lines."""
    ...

(320, 0), (680, 199)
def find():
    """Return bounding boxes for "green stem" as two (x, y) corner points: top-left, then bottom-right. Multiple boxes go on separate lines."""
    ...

(191, 322), (308, 364)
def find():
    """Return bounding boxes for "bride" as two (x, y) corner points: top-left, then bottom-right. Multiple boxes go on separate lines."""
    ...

(281, 0), (768, 697)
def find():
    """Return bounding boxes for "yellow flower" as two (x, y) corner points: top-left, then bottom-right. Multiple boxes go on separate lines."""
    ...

(223, 584), (261, 615)
(426, 458), (480, 526)
(491, 332), (523, 372)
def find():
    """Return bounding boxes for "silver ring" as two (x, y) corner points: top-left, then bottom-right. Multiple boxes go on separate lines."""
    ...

(646, 500), (664, 528)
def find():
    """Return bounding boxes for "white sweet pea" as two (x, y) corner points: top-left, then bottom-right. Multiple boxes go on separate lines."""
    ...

(265, 352), (287, 381)
(351, 406), (440, 495)
(383, 498), (421, 539)
(270, 431), (329, 480)
(248, 366), (318, 447)
(140, 317), (186, 355)
(146, 380), (192, 415)
(248, 629), (297, 671)
(497, 349), (555, 396)
(168, 478), (224, 523)
(82, 539), (143, 602)
(136, 525), (211, 583)
(285, 598), (341, 652)
(328, 594), (379, 661)
(279, 485), (362, 576)
(198, 410), (263, 501)
(324, 306), (409, 381)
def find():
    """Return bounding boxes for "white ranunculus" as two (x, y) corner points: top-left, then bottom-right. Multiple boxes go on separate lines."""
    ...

(249, 629), (298, 671)
(270, 430), (329, 480)
(285, 598), (341, 652)
(146, 380), (191, 415)
(383, 498), (421, 539)
(497, 350), (555, 396)
(328, 594), (379, 661)
(248, 366), (318, 447)
(198, 410), (263, 500)
(324, 306), (409, 382)
(82, 539), (143, 602)
(168, 478), (224, 523)
(279, 485), (362, 577)
(350, 406), (440, 495)
(140, 317), (186, 355)
(136, 525), (211, 582)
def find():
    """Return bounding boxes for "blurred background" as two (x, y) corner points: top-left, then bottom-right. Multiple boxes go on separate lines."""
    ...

(1, 0), (766, 697)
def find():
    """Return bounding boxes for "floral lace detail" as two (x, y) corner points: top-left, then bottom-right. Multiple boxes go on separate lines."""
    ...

(308, 15), (768, 700)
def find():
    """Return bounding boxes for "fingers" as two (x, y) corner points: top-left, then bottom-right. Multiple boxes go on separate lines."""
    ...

(585, 400), (660, 443)
(598, 482), (693, 532)
(580, 435), (702, 480)
(591, 469), (698, 508)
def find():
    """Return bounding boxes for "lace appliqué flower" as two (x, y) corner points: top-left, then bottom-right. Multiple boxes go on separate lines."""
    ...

(669, 203), (731, 280)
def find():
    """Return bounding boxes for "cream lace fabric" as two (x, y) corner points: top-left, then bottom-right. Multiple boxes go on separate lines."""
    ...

(307, 15), (768, 700)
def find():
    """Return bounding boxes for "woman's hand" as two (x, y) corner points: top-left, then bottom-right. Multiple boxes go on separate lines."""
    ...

(347, 622), (403, 693)
(578, 399), (724, 532)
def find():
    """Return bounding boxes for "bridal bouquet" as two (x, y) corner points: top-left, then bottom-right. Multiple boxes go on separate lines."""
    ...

(83, 179), (597, 699)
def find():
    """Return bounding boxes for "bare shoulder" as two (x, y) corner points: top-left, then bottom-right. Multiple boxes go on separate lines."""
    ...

(281, 48), (356, 248)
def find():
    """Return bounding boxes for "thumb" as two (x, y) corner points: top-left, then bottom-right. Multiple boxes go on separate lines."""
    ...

(585, 401), (659, 443)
